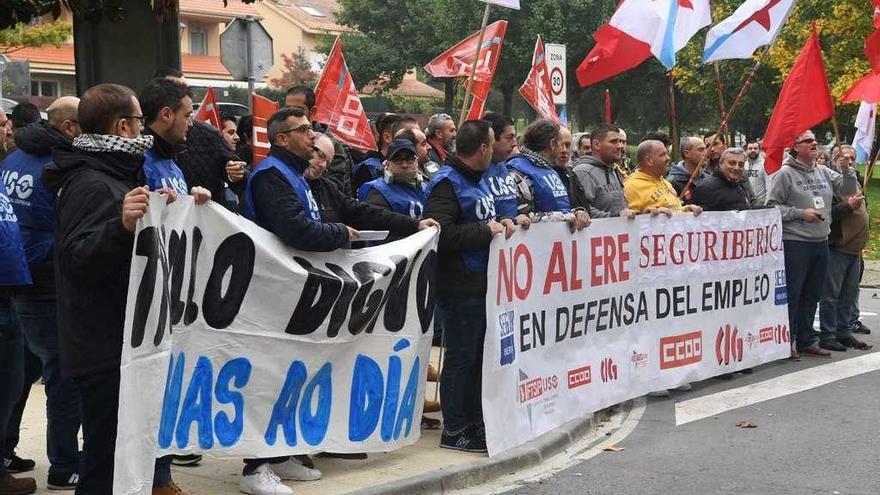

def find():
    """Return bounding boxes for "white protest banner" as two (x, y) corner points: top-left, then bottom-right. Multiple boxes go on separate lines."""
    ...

(482, 210), (790, 456)
(481, 0), (521, 9)
(114, 195), (438, 494)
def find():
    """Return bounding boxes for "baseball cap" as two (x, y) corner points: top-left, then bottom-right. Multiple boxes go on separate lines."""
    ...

(387, 138), (417, 161)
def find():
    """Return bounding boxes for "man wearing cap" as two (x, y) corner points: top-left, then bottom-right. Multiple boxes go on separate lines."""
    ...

(359, 139), (427, 220)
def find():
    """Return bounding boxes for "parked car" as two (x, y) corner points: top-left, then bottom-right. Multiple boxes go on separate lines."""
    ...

(2, 97), (48, 121)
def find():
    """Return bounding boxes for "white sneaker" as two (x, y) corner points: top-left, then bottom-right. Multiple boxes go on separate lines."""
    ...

(240, 464), (294, 495)
(674, 383), (692, 391)
(647, 389), (671, 397)
(270, 457), (322, 481)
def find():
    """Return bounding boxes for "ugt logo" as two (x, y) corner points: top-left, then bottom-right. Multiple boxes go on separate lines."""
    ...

(715, 324), (743, 366)
(600, 357), (618, 383)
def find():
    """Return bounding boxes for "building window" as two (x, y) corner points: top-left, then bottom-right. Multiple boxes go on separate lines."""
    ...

(189, 26), (207, 56)
(31, 80), (59, 97)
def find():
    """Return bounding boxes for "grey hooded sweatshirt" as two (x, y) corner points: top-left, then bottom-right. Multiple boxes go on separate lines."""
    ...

(767, 153), (859, 242)
(572, 155), (628, 218)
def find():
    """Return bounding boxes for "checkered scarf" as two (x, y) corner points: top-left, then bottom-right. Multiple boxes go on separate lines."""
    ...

(73, 133), (155, 156)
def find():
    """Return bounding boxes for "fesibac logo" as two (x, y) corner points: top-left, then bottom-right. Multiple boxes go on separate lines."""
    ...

(774, 269), (787, 305)
(498, 310), (516, 366)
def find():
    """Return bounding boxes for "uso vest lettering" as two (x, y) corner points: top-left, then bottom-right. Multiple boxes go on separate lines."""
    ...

(508, 156), (571, 213)
(358, 179), (426, 219)
(426, 165), (495, 273)
(1, 150), (55, 264)
(244, 155), (322, 223)
(143, 149), (189, 196)
(482, 161), (518, 218)
(0, 190), (33, 286)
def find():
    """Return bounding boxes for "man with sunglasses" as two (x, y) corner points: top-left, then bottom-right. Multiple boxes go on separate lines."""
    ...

(358, 139), (427, 220)
(0, 96), (82, 491)
(768, 130), (860, 359)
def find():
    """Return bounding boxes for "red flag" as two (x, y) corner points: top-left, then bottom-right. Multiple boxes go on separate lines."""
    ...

(194, 88), (221, 129)
(575, 23), (652, 87)
(874, 0), (880, 29)
(252, 94), (279, 166)
(604, 89), (612, 122)
(762, 26), (834, 174)
(866, 30), (880, 73)
(313, 37), (377, 151)
(425, 20), (508, 120)
(518, 36), (560, 123)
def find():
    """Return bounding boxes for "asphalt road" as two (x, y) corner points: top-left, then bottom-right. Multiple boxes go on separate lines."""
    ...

(502, 288), (880, 495)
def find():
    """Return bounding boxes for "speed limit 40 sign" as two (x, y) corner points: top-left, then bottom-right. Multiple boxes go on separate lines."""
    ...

(545, 43), (566, 105)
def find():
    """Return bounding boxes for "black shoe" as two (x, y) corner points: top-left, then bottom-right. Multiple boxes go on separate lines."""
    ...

(47, 472), (78, 490)
(0, 473), (36, 495)
(819, 339), (848, 352)
(170, 454), (202, 466)
(440, 427), (487, 453)
(714, 373), (734, 380)
(851, 321), (872, 334)
(838, 335), (873, 350)
(2, 454), (35, 474)
(315, 452), (368, 460)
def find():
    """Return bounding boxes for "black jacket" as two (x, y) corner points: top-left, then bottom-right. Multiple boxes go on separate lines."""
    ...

(423, 155), (494, 299)
(43, 144), (142, 378)
(176, 121), (243, 208)
(249, 146), (418, 252)
(8, 121), (71, 295)
(692, 169), (758, 212)
(556, 165), (591, 211)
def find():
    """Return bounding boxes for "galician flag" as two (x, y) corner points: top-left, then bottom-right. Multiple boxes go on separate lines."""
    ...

(703, 0), (797, 63)
(610, 0), (711, 70)
(853, 101), (877, 164)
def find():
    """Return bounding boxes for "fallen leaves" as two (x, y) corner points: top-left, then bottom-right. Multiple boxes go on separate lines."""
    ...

(602, 446), (624, 452)
(736, 420), (757, 428)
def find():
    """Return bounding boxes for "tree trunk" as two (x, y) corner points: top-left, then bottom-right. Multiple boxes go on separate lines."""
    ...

(73, 0), (180, 95)
(444, 79), (455, 114)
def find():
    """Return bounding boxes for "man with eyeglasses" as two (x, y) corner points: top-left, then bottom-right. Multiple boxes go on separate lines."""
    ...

(42, 83), (193, 495)
(768, 130), (860, 359)
(0, 96), (83, 491)
(139, 78), (211, 202)
(359, 138), (427, 220)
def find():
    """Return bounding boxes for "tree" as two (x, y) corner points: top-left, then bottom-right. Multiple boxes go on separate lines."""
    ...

(269, 46), (317, 89)
(0, 21), (72, 54)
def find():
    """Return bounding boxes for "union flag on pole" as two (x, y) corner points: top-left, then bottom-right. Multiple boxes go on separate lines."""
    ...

(519, 36), (560, 124)
(425, 20), (508, 120)
(313, 37), (377, 151)
(251, 94), (279, 166)
(194, 87), (221, 129)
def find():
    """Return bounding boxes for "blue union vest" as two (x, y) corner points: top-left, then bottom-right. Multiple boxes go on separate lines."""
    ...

(508, 156), (571, 213)
(426, 165), (495, 273)
(1, 150), (55, 264)
(354, 156), (383, 179)
(143, 149), (189, 196)
(482, 161), (518, 219)
(358, 178), (426, 219)
(244, 154), (321, 224)
(0, 189), (33, 286)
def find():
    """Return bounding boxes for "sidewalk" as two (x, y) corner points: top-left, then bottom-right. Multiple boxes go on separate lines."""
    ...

(17, 377), (601, 494)
(862, 260), (880, 287)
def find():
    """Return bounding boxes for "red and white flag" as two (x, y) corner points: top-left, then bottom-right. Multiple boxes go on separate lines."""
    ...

(425, 20), (508, 120)
(194, 87), (221, 129)
(313, 37), (377, 151)
(519, 36), (560, 124)
(252, 94), (279, 166)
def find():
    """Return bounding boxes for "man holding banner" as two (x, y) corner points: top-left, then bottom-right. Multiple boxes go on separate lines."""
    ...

(424, 120), (515, 453)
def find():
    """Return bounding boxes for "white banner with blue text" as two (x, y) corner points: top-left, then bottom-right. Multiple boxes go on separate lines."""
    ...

(114, 194), (438, 494)
(482, 209), (790, 456)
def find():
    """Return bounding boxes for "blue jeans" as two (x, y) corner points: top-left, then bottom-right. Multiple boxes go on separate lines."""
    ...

(4, 346), (40, 460)
(784, 240), (828, 349)
(12, 294), (82, 477)
(438, 297), (486, 433)
(0, 294), (24, 478)
(819, 251), (861, 342)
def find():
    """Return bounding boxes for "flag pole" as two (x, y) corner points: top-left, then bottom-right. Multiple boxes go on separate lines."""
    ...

(863, 117), (880, 190)
(667, 70), (681, 162)
(678, 51), (767, 200)
(713, 61), (728, 129)
(830, 113), (843, 149)
(458, 3), (492, 127)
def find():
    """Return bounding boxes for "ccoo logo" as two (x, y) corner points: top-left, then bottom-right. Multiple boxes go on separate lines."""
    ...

(600, 357), (618, 382)
(659, 331), (703, 370)
(759, 324), (789, 345)
(715, 324), (743, 366)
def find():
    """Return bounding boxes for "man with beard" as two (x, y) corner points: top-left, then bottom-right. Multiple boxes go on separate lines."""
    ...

(745, 140), (770, 204)
(572, 123), (636, 219)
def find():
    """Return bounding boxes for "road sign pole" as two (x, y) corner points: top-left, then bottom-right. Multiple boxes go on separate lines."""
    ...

(0, 55), (6, 103)
(245, 16), (255, 114)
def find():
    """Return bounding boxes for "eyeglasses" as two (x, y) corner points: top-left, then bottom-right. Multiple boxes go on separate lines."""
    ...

(796, 138), (816, 144)
(279, 125), (312, 135)
(123, 115), (145, 127)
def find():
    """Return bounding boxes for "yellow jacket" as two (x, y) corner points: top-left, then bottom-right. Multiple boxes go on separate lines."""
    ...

(623, 170), (685, 212)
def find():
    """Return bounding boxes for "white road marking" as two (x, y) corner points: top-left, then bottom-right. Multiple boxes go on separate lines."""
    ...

(675, 353), (880, 426)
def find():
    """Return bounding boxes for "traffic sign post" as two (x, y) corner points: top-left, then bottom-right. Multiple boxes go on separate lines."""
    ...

(221, 16), (273, 113)
(545, 43), (567, 121)
(0, 55), (7, 103)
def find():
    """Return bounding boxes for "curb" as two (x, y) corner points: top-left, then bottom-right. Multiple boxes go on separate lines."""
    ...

(348, 407), (608, 495)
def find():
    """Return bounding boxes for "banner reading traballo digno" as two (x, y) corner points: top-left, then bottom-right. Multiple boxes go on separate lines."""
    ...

(113, 195), (438, 494)
(482, 209), (790, 456)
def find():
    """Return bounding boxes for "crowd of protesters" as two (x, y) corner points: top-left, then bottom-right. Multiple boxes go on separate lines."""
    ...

(0, 76), (874, 495)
